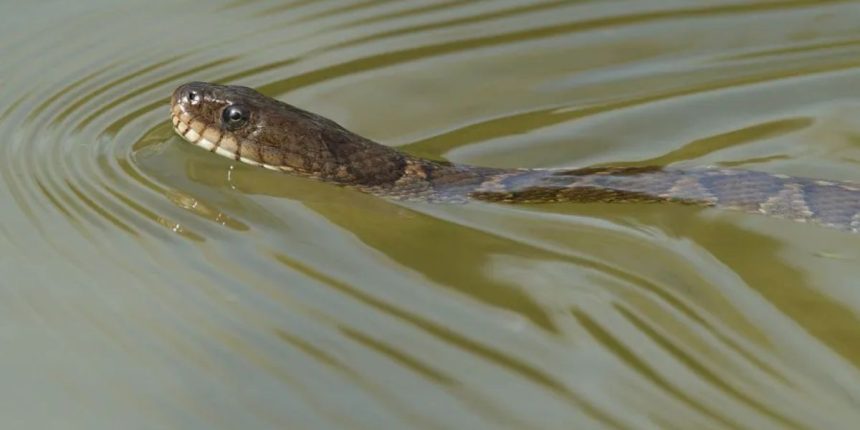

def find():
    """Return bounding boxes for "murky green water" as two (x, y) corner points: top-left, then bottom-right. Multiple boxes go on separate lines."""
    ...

(2, 0), (860, 428)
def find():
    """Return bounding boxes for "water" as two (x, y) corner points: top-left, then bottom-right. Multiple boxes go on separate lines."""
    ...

(1, 0), (860, 428)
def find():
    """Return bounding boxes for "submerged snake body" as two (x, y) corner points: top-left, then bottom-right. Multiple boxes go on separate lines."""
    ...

(170, 82), (860, 233)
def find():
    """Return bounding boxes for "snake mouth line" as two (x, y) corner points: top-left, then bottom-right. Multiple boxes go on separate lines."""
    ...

(170, 104), (291, 172)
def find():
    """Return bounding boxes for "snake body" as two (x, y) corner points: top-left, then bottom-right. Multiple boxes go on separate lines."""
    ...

(170, 82), (860, 233)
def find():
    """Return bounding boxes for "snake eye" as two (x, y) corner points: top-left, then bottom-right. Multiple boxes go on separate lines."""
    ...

(187, 90), (201, 105)
(222, 104), (249, 130)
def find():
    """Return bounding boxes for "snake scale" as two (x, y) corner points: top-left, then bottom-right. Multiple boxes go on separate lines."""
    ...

(170, 82), (860, 233)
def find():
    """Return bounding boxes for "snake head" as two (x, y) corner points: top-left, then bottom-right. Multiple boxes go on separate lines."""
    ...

(171, 81), (297, 171)
(170, 81), (410, 185)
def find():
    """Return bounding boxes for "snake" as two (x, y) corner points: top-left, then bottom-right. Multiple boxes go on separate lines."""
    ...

(170, 82), (860, 233)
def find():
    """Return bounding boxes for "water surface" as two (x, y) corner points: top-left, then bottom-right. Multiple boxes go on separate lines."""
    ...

(2, 0), (860, 428)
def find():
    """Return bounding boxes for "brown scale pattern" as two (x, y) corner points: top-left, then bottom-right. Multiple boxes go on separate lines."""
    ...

(458, 166), (860, 232)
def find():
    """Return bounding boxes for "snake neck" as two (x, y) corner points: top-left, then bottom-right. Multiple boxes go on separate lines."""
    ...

(354, 153), (510, 202)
